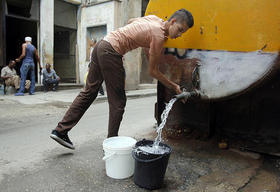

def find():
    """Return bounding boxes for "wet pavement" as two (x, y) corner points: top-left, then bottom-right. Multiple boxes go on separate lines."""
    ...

(1, 135), (279, 192)
(0, 91), (279, 192)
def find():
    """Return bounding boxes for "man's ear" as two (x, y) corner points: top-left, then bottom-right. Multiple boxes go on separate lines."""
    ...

(171, 18), (176, 25)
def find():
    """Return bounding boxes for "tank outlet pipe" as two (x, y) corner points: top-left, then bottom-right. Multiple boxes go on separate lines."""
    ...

(173, 90), (208, 100)
(174, 91), (192, 100)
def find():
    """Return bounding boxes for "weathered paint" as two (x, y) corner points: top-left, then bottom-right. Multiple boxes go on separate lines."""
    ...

(77, 0), (143, 90)
(64, 0), (81, 5)
(40, 0), (54, 66)
(188, 51), (279, 99)
(55, 0), (77, 29)
(77, 1), (117, 84)
(119, 0), (142, 90)
(146, 0), (280, 52)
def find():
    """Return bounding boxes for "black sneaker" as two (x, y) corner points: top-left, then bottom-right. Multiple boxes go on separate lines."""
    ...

(50, 130), (75, 150)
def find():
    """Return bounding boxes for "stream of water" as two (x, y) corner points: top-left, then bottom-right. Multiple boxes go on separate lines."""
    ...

(153, 98), (178, 147)
(135, 97), (178, 155)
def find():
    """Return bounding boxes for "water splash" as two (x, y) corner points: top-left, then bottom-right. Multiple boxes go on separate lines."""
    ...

(153, 97), (178, 147)
(133, 97), (178, 155)
(135, 91), (208, 155)
(136, 144), (170, 155)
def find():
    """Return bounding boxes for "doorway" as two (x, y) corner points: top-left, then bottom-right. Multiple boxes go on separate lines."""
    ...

(54, 26), (77, 83)
(5, 16), (38, 81)
(54, 0), (78, 83)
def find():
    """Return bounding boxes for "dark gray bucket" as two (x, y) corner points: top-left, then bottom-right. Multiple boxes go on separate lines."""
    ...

(132, 139), (172, 190)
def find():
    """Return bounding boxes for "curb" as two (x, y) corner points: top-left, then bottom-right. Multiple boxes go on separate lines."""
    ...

(95, 91), (157, 102)
(0, 89), (157, 105)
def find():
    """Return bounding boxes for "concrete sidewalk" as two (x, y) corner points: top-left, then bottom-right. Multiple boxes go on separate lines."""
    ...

(0, 88), (157, 105)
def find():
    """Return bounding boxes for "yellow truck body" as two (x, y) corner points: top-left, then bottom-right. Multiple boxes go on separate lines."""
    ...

(146, 0), (280, 52)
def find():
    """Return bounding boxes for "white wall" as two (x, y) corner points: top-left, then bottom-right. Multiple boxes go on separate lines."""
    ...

(119, 0), (142, 90)
(64, 0), (81, 5)
(40, 0), (54, 68)
(77, 0), (145, 89)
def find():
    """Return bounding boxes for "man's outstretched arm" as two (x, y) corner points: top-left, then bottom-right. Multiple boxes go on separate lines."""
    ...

(34, 49), (42, 72)
(149, 54), (182, 95)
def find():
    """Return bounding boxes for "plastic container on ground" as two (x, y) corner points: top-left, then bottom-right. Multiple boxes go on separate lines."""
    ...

(102, 136), (137, 179)
(132, 139), (172, 190)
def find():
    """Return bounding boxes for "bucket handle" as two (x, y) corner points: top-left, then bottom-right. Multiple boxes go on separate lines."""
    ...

(102, 152), (116, 161)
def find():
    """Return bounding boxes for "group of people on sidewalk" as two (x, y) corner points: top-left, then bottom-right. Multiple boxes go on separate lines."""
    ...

(0, 37), (60, 95)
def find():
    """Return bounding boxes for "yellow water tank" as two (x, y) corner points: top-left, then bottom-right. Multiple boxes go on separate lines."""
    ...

(146, 0), (280, 52)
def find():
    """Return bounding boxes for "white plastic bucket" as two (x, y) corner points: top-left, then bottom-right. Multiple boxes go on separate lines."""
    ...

(102, 136), (137, 179)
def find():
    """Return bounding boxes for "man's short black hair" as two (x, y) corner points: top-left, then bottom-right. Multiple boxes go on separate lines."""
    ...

(168, 8), (194, 28)
(9, 60), (15, 64)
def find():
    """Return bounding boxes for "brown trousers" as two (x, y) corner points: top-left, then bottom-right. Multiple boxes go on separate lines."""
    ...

(55, 40), (126, 137)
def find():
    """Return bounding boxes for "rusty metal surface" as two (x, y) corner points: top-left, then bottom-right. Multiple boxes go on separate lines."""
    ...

(159, 49), (280, 100)
(156, 49), (280, 154)
(156, 81), (210, 140)
(158, 50), (198, 92)
(158, 70), (280, 152)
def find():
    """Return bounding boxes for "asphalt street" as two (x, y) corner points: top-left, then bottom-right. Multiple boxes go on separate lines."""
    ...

(0, 94), (279, 192)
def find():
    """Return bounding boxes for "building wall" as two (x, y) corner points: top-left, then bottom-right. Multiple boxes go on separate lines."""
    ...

(54, 0), (77, 29)
(40, 0), (54, 69)
(64, 0), (81, 4)
(54, 0), (78, 83)
(77, 0), (143, 90)
(77, 1), (117, 84)
(1, 0), (146, 88)
(119, 0), (142, 90)
(39, 0), (79, 83)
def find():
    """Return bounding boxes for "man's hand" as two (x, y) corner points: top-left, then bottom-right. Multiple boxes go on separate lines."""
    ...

(1, 76), (10, 80)
(174, 84), (182, 95)
(15, 59), (20, 63)
(174, 84), (188, 103)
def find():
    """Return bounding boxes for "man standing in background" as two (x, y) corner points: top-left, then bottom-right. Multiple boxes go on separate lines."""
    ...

(15, 36), (41, 96)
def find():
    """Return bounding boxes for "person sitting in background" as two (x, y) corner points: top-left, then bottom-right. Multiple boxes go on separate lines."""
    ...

(42, 63), (60, 92)
(1, 60), (30, 91)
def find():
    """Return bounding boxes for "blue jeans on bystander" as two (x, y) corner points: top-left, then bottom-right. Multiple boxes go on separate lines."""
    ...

(43, 79), (59, 91)
(15, 62), (35, 96)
